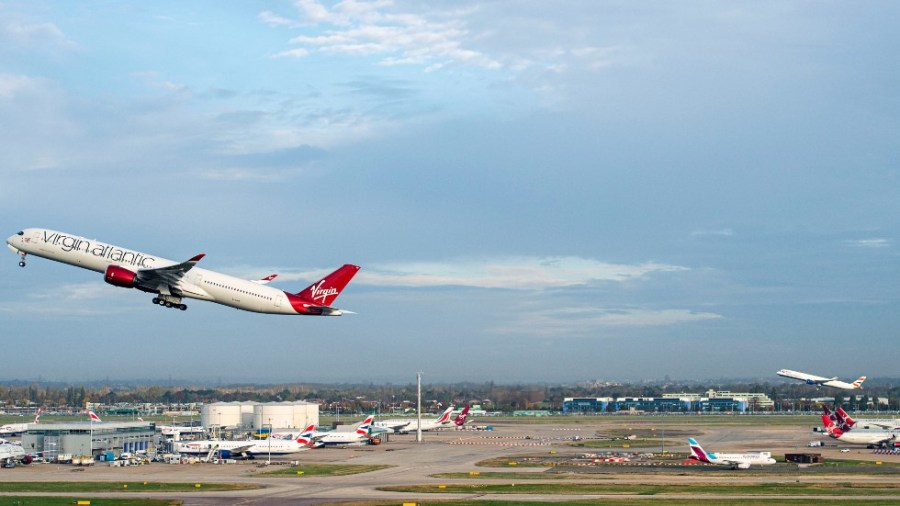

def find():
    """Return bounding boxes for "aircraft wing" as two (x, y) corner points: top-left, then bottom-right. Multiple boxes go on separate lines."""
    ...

(136, 254), (205, 292)
(227, 444), (254, 455)
(867, 422), (900, 431)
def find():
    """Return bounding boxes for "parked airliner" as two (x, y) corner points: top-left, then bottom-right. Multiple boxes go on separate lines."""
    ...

(0, 410), (41, 436)
(820, 411), (899, 448)
(8, 229), (359, 314)
(687, 438), (776, 469)
(176, 424), (318, 458)
(376, 407), (455, 434)
(776, 369), (866, 390)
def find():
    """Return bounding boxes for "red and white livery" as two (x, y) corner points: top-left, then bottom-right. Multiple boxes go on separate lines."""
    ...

(8, 229), (359, 314)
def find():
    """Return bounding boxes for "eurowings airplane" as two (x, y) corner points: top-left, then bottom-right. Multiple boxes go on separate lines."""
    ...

(776, 369), (866, 390)
(8, 229), (359, 314)
(687, 438), (776, 469)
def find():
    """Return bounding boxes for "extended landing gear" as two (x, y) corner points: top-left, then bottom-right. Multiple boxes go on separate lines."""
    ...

(152, 296), (187, 311)
(18, 252), (26, 267)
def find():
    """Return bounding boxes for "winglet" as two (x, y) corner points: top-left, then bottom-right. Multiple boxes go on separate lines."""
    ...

(251, 274), (278, 284)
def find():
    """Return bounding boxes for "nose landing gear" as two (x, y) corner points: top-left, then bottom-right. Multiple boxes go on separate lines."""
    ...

(17, 252), (26, 267)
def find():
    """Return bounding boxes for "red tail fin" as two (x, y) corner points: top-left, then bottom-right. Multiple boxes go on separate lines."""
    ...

(836, 407), (856, 428)
(295, 264), (360, 307)
(821, 414), (843, 437)
(454, 404), (470, 426)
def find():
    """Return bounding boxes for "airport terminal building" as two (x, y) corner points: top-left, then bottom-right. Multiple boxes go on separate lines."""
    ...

(563, 391), (774, 414)
(22, 421), (156, 460)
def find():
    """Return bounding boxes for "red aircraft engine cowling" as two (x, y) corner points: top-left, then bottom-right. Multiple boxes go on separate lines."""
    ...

(104, 265), (138, 288)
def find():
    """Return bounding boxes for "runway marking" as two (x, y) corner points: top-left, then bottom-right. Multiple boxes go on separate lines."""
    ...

(449, 437), (551, 446)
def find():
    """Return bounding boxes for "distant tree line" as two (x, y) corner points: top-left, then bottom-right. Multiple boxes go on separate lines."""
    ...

(1, 380), (898, 412)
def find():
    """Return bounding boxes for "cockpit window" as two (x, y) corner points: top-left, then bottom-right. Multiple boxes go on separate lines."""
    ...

(17, 231), (23, 235)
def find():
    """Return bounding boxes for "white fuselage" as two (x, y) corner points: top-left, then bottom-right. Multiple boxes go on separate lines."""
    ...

(705, 451), (777, 468)
(176, 437), (309, 455)
(9, 229), (299, 314)
(312, 429), (368, 446)
(829, 429), (899, 446)
(0, 424), (28, 436)
(776, 369), (860, 390)
(0, 442), (27, 464)
(847, 419), (900, 431)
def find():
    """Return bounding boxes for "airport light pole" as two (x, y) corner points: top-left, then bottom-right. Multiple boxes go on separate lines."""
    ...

(266, 420), (272, 465)
(416, 372), (423, 443)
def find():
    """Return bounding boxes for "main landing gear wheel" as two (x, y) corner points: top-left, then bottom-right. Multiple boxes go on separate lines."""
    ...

(152, 298), (187, 310)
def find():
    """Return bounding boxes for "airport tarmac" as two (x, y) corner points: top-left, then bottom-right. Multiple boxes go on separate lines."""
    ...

(2, 418), (898, 505)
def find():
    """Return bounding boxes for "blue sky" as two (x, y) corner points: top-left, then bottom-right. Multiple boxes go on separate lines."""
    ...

(1, 1), (898, 383)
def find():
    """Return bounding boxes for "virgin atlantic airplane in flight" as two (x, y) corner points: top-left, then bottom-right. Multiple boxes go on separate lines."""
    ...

(7, 228), (359, 315)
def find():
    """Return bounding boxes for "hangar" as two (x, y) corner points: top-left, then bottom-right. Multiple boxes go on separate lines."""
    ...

(21, 421), (156, 460)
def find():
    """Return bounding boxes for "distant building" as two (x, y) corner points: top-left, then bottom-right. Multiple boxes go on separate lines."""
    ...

(562, 397), (612, 413)
(563, 390), (774, 414)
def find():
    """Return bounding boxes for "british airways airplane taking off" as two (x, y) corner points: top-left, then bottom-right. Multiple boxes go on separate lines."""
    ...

(7, 228), (359, 315)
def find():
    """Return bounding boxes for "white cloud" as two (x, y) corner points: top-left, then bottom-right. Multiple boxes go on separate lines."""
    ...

(0, 73), (44, 99)
(331, 256), (689, 289)
(274, 1), (501, 69)
(1, 18), (75, 49)
(492, 307), (723, 336)
(844, 238), (889, 248)
(691, 228), (735, 238)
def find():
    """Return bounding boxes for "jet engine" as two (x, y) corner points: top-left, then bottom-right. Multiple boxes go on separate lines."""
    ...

(104, 265), (137, 288)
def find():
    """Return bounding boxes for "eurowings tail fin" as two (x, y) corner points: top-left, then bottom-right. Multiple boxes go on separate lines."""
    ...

(687, 438), (712, 463)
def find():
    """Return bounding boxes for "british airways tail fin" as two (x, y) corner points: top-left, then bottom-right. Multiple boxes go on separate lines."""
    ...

(852, 376), (866, 389)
